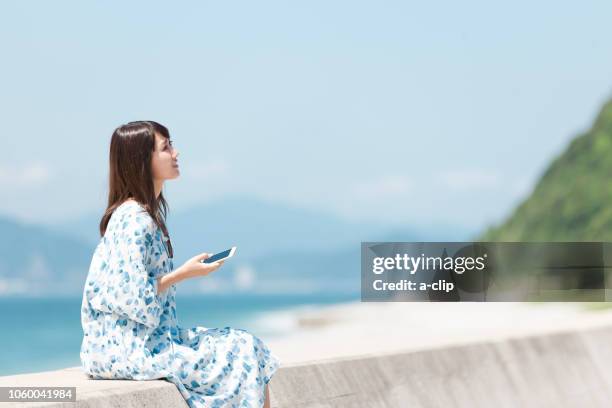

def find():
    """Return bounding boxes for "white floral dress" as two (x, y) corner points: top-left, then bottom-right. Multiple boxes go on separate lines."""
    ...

(80, 200), (280, 408)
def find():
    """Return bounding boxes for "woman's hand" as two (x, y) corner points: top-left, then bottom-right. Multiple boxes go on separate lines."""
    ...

(157, 252), (225, 294)
(177, 252), (225, 280)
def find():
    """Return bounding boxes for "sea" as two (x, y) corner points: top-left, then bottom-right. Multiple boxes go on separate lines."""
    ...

(0, 292), (359, 376)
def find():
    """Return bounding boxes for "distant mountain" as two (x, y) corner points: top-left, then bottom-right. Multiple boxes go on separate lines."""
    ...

(0, 216), (93, 295)
(51, 196), (473, 263)
(169, 196), (391, 262)
(2, 196), (474, 296)
(174, 244), (362, 295)
(481, 98), (612, 241)
(177, 224), (476, 296)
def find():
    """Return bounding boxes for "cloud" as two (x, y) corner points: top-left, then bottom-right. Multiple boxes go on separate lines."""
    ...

(0, 162), (53, 188)
(436, 169), (500, 192)
(350, 175), (413, 198)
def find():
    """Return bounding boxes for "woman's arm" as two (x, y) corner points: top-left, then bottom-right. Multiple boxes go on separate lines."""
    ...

(89, 212), (164, 328)
(157, 269), (187, 294)
(156, 253), (225, 295)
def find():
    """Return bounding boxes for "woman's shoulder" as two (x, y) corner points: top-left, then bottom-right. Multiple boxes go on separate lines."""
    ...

(114, 199), (143, 213)
(109, 200), (157, 234)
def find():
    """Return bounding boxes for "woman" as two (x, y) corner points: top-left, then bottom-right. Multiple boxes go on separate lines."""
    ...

(80, 121), (280, 408)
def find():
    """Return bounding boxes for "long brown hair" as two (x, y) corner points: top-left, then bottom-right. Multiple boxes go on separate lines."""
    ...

(99, 120), (174, 258)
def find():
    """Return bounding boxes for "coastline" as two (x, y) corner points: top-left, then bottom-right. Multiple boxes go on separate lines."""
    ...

(5, 296), (612, 376)
(263, 300), (612, 365)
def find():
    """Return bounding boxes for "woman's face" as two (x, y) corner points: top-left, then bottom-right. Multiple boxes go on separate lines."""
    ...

(151, 132), (180, 181)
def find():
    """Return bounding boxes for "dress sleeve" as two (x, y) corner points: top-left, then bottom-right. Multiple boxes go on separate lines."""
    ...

(88, 208), (163, 329)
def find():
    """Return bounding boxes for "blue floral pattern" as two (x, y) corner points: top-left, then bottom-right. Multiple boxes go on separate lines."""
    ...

(80, 200), (280, 407)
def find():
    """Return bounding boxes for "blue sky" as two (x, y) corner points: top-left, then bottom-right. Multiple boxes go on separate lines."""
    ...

(1, 1), (612, 231)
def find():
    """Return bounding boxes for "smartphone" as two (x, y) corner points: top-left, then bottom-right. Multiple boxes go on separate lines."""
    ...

(200, 246), (237, 264)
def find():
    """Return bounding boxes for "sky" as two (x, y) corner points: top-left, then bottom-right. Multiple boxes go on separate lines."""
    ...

(1, 1), (612, 232)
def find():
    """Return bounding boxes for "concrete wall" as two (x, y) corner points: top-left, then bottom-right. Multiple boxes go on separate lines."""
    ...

(3, 324), (612, 407)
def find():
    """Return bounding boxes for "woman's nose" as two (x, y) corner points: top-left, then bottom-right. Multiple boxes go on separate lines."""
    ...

(173, 149), (179, 159)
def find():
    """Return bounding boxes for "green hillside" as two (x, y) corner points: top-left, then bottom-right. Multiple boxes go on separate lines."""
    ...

(481, 99), (612, 241)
